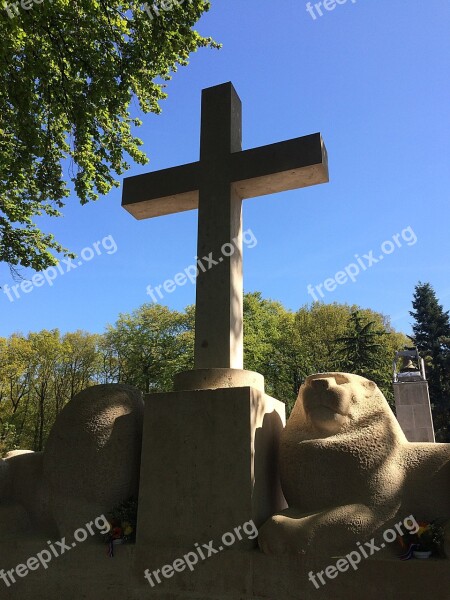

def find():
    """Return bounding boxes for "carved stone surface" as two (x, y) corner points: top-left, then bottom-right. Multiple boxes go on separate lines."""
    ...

(258, 373), (450, 556)
(0, 384), (144, 537)
(43, 384), (144, 535)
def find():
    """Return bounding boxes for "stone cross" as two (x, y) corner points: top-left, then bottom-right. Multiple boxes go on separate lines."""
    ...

(122, 82), (328, 371)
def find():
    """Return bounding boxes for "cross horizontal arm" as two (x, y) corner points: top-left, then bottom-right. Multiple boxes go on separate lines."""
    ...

(121, 133), (328, 220)
(231, 133), (328, 199)
(122, 161), (200, 220)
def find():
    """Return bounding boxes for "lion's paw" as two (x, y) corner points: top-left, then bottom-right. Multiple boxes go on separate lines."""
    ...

(258, 514), (309, 556)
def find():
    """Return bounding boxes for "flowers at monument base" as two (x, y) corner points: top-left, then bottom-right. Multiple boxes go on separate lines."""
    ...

(112, 525), (124, 541)
(397, 519), (447, 560)
(102, 497), (138, 557)
(122, 522), (134, 537)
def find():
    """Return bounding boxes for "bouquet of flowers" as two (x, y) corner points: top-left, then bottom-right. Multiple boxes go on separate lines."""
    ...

(103, 497), (138, 557)
(398, 519), (446, 560)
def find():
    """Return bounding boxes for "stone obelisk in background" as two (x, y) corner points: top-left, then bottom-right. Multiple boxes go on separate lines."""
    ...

(393, 347), (435, 442)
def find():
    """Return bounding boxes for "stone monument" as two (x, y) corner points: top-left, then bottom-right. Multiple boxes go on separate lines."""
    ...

(121, 80), (329, 579)
(259, 373), (449, 557)
(1, 83), (449, 600)
(0, 384), (144, 539)
(393, 347), (435, 442)
(122, 81), (329, 375)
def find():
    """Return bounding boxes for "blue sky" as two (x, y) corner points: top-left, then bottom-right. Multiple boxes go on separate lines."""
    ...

(1, 0), (449, 337)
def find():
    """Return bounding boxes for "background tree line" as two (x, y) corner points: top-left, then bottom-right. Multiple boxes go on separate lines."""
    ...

(0, 294), (408, 453)
(1, 283), (448, 454)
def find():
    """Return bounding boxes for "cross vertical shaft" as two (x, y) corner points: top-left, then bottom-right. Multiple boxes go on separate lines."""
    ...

(194, 84), (244, 369)
(122, 81), (329, 383)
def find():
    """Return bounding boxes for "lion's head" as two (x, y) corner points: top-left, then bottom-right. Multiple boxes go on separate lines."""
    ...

(289, 372), (389, 439)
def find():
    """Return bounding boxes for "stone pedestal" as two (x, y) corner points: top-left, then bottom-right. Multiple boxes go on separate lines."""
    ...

(2, 538), (450, 600)
(1, 377), (449, 600)
(2, 374), (448, 600)
(394, 381), (435, 442)
(135, 385), (286, 578)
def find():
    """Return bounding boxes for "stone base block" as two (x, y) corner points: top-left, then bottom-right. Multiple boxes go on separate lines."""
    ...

(1, 539), (449, 600)
(173, 369), (265, 392)
(135, 386), (286, 576)
(3, 383), (448, 600)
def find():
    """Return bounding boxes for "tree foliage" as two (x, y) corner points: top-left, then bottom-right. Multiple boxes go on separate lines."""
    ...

(334, 310), (386, 377)
(410, 282), (450, 441)
(0, 330), (101, 452)
(243, 297), (407, 412)
(243, 292), (291, 400)
(0, 295), (409, 453)
(333, 309), (403, 406)
(0, 0), (217, 270)
(102, 303), (194, 393)
(0, 422), (19, 456)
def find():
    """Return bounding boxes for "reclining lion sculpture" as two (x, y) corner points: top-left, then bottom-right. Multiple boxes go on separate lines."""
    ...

(0, 384), (143, 538)
(259, 373), (450, 556)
